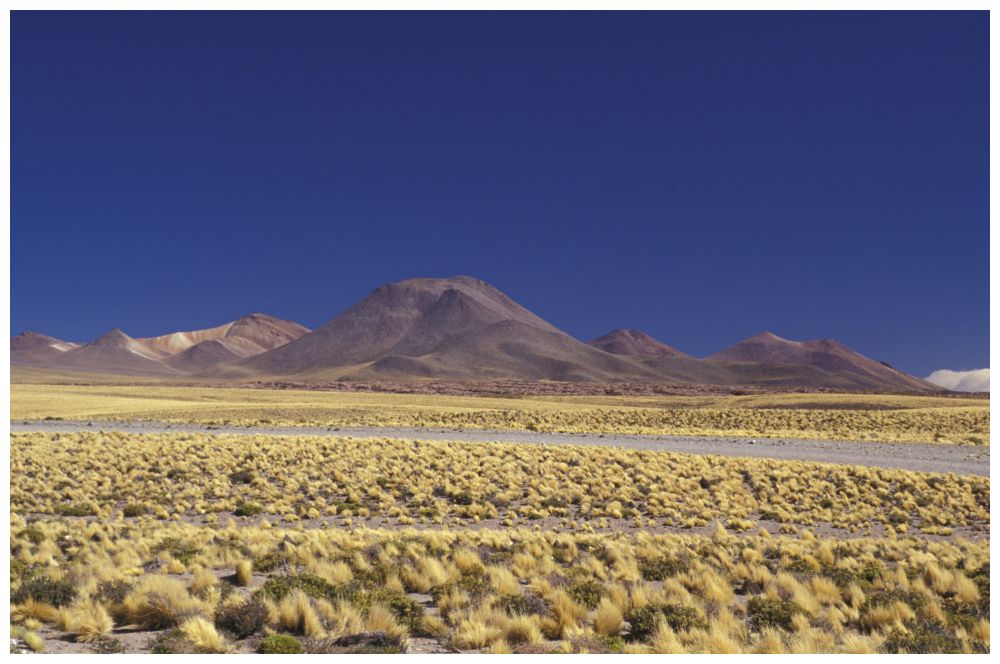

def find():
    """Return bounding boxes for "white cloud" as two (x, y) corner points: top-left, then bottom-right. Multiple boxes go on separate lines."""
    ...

(925, 368), (990, 392)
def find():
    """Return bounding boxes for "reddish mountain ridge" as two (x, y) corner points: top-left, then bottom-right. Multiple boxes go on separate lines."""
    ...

(12, 314), (309, 375)
(12, 278), (936, 391)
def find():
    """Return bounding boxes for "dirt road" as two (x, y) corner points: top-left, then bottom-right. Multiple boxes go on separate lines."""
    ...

(10, 419), (989, 476)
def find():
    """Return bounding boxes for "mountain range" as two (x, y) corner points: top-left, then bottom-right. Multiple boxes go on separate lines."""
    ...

(11, 275), (936, 391)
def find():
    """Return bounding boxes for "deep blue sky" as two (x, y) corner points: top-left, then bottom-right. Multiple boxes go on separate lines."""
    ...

(12, 11), (988, 376)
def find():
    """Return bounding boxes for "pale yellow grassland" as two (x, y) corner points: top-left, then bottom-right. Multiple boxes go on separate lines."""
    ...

(10, 383), (989, 444)
(10, 431), (989, 535)
(10, 518), (989, 653)
(9, 427), (990, 653)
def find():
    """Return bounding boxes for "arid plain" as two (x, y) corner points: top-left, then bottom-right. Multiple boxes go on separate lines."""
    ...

(9, 371), (990, 654)
(9, 277), (991, 654)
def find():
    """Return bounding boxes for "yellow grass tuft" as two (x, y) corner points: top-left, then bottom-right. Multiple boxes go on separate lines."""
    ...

(504, 614), (543, 645)
(71, 599), (114, 643)
(234, 559), (253, 586)
(454, 618), (504, 650)
(276, 590), (325, 637)
(593, 597), (623, 636)
(180, 616), (228, 653)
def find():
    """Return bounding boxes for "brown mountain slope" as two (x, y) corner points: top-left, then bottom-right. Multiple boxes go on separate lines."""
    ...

(11, 332), (80, 365)
(238, 276), (660, 381)
(164, 339), (244, 372)
(708, 331), (935, 391)
(55, 329), (178, 375)
(591, 329), (687, 358)
(142, 313), (310, 372)
(139, 313), (309, 356)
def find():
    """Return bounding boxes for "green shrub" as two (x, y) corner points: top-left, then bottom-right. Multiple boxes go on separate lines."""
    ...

(624, 605), (661, 642)
(883, 623), (964, 654)
(151, 629), (197, 654)
(20, 528), (46, 545)
(153, 538), (201, 565)
(259, 634), (302, 654)
(430, 572), (491, 602)
(624, 604), (705, 642)
(383, 594), (424, 633)
(595, 634), (625, 653)
(55, 503), (95, 517)
(255, 574), (340, 603)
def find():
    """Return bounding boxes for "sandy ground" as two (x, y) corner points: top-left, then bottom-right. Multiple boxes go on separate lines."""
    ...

(11, 419), (989, 476)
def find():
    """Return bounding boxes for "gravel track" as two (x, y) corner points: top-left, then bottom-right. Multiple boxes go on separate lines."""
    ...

(10, 419), (989, 477)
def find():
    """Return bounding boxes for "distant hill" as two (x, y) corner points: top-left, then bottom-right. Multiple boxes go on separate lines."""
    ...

(708, 331), (933, 391)
(144, 313), (310, 371)
(11, 277), (937, 392)
(11, 331), (80, 365)
(55, 329), (177, 375)
(590, 329), (687, 358)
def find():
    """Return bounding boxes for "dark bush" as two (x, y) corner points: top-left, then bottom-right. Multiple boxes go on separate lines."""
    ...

(96, 579), (134, 605)
(253, 549), (290, 573)
(215, 597), (269, 639)
(229, 470), (255, 485)
(624, 604), (705, 642)
(448, 491), (474, 506)
(12, 575), (77, 607)
(332, 631), (406, 654)
(495, 592), (547, 616)
(747, 597), (801, 631)
(638, 556), (685, 581)
(568, 578), (605, 609)
(89, 638), (125, 654)
(123, 503), (147, 518)
(234, 501), (264, 517)
(660, 604), (706, 632)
